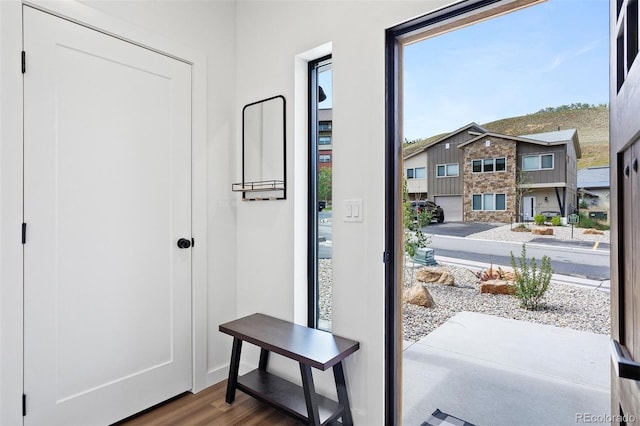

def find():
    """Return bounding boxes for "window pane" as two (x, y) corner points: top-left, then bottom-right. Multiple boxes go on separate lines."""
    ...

(472, 160), (482, 173)
(483, 194), (494, 210)
(319, 136), (331, 145)
(541, 154), (553, 169)
(496, 194), (506, 210)
(447, 164), (459, 176)
(437, 165), (445, 176)
(472, 194), (482, 210)
(319, 154), (331, 162)
(495, 157), (506, 171)
(415, 167), (426, 178)
(523, 156), (538, 170)
(483, 158), (494, 172)
(407, 168), (414, 179)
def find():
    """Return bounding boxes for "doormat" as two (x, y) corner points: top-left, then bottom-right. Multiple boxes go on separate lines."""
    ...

(421, 409), (476, 426)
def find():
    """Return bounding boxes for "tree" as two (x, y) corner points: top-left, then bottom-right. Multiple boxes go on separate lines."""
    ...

(318, 167), (332, 202)
(514, 169), (532, 222)
(403, 179), (430, 284)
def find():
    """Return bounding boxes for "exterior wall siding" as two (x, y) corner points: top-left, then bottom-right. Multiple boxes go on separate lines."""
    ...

(404, 152), (428, 197)
(427, 126), (483, 199)
(517, 143), (567, 184)
(462, 137), (517, 222)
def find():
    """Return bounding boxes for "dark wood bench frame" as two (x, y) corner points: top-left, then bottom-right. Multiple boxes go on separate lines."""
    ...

(219, 313), (360, 425)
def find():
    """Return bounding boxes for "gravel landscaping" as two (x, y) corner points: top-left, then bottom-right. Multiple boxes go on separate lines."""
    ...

(402, 263), (610, 342)
(319, 222), (611, 342)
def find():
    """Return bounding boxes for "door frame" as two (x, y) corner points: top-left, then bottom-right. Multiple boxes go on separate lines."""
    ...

(0, 1), (208, 423)
(384, 0), (544, 422)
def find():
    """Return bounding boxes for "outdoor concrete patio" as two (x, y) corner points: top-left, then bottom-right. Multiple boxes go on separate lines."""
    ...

(403, 312), (610, 425)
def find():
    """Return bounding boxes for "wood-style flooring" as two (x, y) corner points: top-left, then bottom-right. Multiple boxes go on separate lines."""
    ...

(115, 380), (302, 425)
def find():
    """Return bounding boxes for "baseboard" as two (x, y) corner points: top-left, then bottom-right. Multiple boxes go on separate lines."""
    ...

(204, 361), (254, 389)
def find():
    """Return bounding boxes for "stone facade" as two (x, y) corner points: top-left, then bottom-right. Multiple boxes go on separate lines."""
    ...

(462, 137), (517, 222)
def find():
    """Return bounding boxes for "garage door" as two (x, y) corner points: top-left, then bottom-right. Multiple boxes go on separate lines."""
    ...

(434, 196), (462, 222)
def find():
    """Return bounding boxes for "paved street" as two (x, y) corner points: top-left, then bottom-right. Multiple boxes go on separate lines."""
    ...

(428, 234), (610, 281)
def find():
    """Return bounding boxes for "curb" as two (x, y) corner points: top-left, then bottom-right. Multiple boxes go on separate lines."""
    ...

(434, 255), (610, 293)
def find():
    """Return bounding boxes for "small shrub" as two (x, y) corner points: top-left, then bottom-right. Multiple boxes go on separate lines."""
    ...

(510, 244), (553, 310)
(551, 215), (562, 226)
(511, 223), (531, 233)
(534, 214), (545, 225)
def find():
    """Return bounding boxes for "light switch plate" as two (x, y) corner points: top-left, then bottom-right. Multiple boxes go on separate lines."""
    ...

(344, 199), (363, 222)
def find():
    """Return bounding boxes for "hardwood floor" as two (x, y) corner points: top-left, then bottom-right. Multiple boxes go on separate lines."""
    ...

(115, 380), (302, 426)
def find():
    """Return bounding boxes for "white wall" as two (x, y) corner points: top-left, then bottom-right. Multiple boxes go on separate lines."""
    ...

(235, 2), (449, 424)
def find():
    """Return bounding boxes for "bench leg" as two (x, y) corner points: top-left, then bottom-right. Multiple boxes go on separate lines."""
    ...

(259, 348), (270, 371)
(225, 338), (243, 404)
(333, 362), (353, 426)
(300, 363), (321, 426)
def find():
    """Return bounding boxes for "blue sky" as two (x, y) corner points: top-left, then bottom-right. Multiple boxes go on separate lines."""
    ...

(403, 0), (609, 141)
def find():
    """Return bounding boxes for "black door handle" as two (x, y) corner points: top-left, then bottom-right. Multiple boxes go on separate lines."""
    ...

(611, 340), (640, 381)
(177, 238), (192, 249)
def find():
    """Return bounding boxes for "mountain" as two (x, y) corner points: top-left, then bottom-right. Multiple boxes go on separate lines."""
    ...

(403, 105), (609, 169)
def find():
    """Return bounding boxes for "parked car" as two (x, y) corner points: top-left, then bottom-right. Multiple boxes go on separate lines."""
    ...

(410, 200), (445, 223)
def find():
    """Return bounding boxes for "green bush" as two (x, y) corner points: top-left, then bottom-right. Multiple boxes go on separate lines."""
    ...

(577, 212), (610, 231)
(534, 214), (545, 225)
(551, 215), (562, 226)
(510, 244), (553, 310)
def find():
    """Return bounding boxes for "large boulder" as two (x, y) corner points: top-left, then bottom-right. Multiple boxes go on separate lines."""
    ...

(532, 227), (553, 236)
(403, 285), (435, 307)
(416, 267), (455, 286)
(480, 279), (516, 295)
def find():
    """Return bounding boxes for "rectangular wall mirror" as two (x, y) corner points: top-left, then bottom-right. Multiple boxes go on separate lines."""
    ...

(232, 95), (286, 200)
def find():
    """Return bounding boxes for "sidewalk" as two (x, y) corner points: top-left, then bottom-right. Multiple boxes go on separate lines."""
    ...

(403, 312), (610, 426)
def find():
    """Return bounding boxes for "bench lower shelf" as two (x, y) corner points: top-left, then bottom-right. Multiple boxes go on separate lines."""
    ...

(237, 369), (344, 425)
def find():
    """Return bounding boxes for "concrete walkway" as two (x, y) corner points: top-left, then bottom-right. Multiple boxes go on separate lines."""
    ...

(403, 312), (610, 426)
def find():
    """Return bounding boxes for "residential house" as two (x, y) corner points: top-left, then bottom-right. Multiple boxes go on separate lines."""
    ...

(578, 166), (610, 210)
(404, 124), (581, 222)
(404, 123), (487, 218)
(318, 108), (333, 169)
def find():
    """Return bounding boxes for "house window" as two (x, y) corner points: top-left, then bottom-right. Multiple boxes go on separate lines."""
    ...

(309, 55), (332, 331)
(436, 163), (459, 177)
(523, 153), (554, 170)
(406, 167), (426, 179)
(471, 157), (506, 173)
(472, 193), (506, 211)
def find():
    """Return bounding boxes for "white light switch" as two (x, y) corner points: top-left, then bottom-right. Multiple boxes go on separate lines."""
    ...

(344, 199), (363, 222)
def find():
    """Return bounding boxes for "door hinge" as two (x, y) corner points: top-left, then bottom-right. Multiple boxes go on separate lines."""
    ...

(21, 51), (26, 74)
(383, 251), (390, 263)
(22, 393), (26, 416)
(22, 223), (27, 244)
(191, 238), (195, 247)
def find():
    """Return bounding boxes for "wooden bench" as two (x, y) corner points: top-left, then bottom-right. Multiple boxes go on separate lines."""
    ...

(219, 313), (360, 425)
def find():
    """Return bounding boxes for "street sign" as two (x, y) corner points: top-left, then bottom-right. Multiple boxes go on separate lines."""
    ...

(568, 214), (579, 224)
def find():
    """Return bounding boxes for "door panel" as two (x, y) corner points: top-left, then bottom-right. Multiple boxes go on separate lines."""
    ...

(611, 0), (640, 421)
(23, 7), (192, 425)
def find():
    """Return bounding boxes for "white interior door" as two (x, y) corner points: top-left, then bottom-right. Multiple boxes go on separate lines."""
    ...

(23, 7), (192, 425)
(522, 196), (536, 221)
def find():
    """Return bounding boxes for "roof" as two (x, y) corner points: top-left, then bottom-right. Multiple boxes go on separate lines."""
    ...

(403, 122), (487, 160)
(459, 128), (581, 158)
(577, 166), (610, 189)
